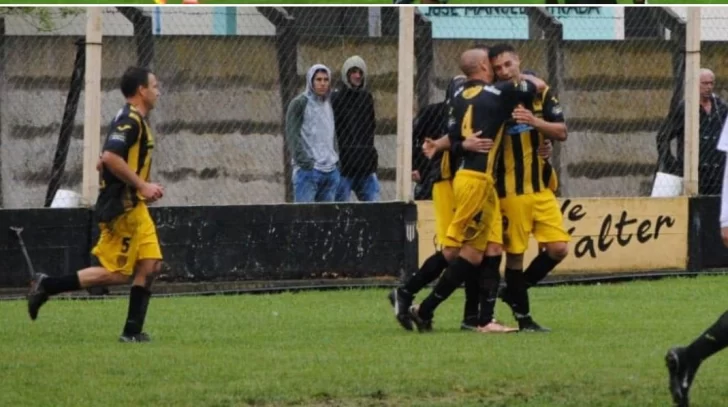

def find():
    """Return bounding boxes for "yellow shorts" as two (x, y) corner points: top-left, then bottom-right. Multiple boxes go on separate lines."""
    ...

(443, 170), (500, 252)
(432, 180), (456, 247)
(500, 189), (570, 254)
(91, 203), (162, 275)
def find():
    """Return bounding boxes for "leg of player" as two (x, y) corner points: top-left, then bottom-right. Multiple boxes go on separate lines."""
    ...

(666, 310), (728, 407)
(523, 241), (567, 288)
(459, 242), (502, 331)
(391, 178), (457, 330)
(474, 243), (517, 333)
(502, 253), (549, 332)
(408, 244), (483, 332)
(119, 259), (162, 342)
(508, 241), (568, 332)
(461, 260), (480, 330)
(389, 247), (456, 331)
(27, 267), (130, 321)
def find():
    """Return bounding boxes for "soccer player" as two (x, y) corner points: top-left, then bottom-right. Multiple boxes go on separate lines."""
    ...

(27, 66), (165, 343)
(408, 47), (544, 332)
(488, 43), (570, 332)
(389, 75), (498, 331)
(664, 121), (728, 406)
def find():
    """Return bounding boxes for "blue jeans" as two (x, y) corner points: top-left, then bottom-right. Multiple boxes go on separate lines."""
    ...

(335, 173), (381, 202)
(293, 168), (341, 203)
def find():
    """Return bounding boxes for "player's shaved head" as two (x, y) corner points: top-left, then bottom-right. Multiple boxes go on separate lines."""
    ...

(459, 48), (487, 76)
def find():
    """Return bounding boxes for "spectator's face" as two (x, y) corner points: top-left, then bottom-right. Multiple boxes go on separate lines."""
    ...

(348, 68), (363, 88)
(700, 72), (714, 99)
(491, 51), (520, 82)
(313, 70), (330, 96)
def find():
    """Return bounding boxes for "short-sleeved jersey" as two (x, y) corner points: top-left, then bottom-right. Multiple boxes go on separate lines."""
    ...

(495, 86), (564, 197)
(447, 78), (538, 175)
(96, 104), (155, 222)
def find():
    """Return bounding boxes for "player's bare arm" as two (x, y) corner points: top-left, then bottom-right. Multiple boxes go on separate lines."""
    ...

(538, 139), (553, 159)
(422, 135), (450, 159)
(424, 131), (488, 158)
(101, 151), (163, 201)
(463, 136), (492, 153)
(512, 105), (567, 141)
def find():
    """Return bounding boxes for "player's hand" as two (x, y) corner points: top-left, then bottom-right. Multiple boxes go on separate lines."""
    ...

(462, 135), (492, 153)
(538, 139), (553, 159)
(140, 182), (164, 202)
(520, 74), (547, 92)
(96, 157), (103, 172)
(412, 170), (421, 182)
(721, 227), (728, 248)
(512, 105), (537, 126)
(422, 138), (437, 159)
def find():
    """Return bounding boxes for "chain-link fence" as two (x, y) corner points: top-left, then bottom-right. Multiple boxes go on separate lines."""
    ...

(0, 6), (721, 209)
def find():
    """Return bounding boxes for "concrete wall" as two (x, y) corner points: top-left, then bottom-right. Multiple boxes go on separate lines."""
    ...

(2, 34), (726, 208)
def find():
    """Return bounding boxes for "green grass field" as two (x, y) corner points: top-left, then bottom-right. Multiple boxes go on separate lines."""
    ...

(2, 276), (728, 406)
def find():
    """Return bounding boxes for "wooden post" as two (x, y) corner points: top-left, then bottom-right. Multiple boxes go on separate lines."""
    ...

(683, 7), (700, 196)
(82, 8), (103, 206)
(396, 7), (414, 202)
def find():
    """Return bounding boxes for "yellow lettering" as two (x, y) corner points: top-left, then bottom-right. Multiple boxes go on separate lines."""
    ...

(461, 104), (474, 138)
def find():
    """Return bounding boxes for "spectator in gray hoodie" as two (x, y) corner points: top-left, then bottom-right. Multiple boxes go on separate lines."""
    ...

(285, 64), (340, 203)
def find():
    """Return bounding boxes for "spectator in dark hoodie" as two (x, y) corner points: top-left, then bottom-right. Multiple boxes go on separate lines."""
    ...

(285, 64), (340, 203)
(332, 56), (380, 202)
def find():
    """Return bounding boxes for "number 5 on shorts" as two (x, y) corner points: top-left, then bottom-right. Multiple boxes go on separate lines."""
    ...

(121, 237), (131, 254)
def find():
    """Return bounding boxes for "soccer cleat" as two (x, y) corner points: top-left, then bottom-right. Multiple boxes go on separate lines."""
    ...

(408, 304), (433, 333)
(388, 288), (413, 331)
(460, 317), (480, 332)
(666, 347), (697, 407)
(27, 273), (49, 321)
(518, 317), (551, 333)
(119, 332), (152, 343)
(477, 321), (519, 334)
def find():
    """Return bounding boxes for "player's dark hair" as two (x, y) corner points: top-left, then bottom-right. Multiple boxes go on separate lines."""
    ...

(120, 66), (152, 98)
(488, 43), (517, 60)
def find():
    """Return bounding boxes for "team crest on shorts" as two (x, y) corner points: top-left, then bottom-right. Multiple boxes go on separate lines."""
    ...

(464, 226), (478, 240)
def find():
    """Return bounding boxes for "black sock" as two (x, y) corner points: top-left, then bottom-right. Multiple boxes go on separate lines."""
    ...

(401, 251), (449, 297)
(463, 269), (480, 323)
(138, 289), (152, 332)
(41, 273), (81, 295)
(685, 310), (728, 364)
(504, 268), (530, 319)
(478, 255), (502, 325)
(419, 256), (477, 320)
(523, 251), (561, 287)
(122, 285), (152, 336)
